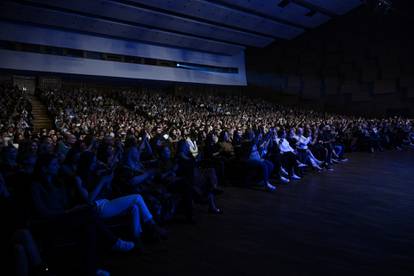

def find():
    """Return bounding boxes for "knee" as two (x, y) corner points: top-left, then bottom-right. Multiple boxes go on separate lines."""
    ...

(134, 194), (144, 204)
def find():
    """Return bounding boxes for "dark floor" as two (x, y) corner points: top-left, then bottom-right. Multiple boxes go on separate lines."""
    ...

(108, 150), (414, 276)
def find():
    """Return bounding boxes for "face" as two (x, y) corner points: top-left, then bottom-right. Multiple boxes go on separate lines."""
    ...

(31, 142), (38, 152)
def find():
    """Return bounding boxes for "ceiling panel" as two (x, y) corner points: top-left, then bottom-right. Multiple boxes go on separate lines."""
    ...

(122, 0), (305, 39)
(299, 0), (363, 15)
(212, 0), (331, 28)
(24, 0), (273, 48)
(1, 0), (363, 56)
(0, 1), (244, 55)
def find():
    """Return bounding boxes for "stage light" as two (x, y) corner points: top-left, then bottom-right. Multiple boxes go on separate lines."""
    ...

(366, 0), (393, 14)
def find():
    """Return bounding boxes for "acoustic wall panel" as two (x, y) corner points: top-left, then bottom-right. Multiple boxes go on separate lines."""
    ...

(340, 80), (359, 95)
(351, 84), (371, 102)
(302, 78), (321, 99)
(373, 79), (397, 95)
(324, 78), (339, 95)
(400, 76), (414, 98)
(283, 75), (302, 95)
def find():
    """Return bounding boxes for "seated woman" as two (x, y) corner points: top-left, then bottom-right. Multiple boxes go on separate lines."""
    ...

(114, 137), (155, 195)
(30, 154), (134, 276)
(295, 128), (323, 171)
(240, 130), (276, 191)
(176, 133), (223, 215)
(277, 129), (302, 180)
(74, 151), (167, 242)
(264, 129), (290, 184)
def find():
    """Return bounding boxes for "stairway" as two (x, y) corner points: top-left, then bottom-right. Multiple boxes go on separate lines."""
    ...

(29, 95), (52, 131)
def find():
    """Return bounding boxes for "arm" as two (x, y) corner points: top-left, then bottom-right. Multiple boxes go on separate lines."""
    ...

(74, 175), (111, 203)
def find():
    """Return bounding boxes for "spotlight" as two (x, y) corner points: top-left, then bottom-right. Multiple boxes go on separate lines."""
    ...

(366, 0), (393, 14)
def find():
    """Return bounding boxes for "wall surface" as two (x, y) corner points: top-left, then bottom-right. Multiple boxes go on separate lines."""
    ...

(247, 6), (414, 117)
(0, 21), (247, 86)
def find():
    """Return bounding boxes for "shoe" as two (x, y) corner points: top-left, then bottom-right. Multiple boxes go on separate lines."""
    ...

(313, 164), (322, 171)
(298, 162), (308, 168)
(340, 158), (349, 162)
(291, 174), (301, 180)
(265, 182), (277, 192)
(112, 239), (135, 252)
(332, 159), (339, 164)
(208, 207), (223, 214)
(280, 167), (289, 176)
(280, 176), (290, 184)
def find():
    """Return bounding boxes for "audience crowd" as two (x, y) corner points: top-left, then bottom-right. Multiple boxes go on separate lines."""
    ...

(1, 84), (413, 276)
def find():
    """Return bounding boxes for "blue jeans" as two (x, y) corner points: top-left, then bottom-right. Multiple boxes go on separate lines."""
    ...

(246, 159), (274, 182)
(95, 194), (153, 238)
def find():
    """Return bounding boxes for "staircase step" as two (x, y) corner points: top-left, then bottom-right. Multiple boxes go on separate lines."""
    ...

(29, 95), (53, 131)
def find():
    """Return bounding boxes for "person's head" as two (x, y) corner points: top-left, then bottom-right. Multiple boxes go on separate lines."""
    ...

(277, 129), (286, 139)
(30, 141), (38, 153)
(97, 143), (114, 164)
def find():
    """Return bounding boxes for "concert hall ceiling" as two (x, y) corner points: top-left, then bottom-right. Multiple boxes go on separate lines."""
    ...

(0, 0), (363, 55)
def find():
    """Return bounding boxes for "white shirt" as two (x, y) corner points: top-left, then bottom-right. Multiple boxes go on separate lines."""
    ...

(297, 135), (311, 150)
(186, 138), (199, 157)
(278, 138), (295, 153)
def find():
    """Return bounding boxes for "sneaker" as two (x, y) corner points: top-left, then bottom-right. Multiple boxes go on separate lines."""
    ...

(266, 182), (277, 192)
(280, 167), (289, 176)
(313, 164), (322, 171)
(280, 176), (290, 184)
(298, 162), (308, 168)
(112, 239), (135, 252)
(291, 174), (301, 180)
(340, 158), (349, 162)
